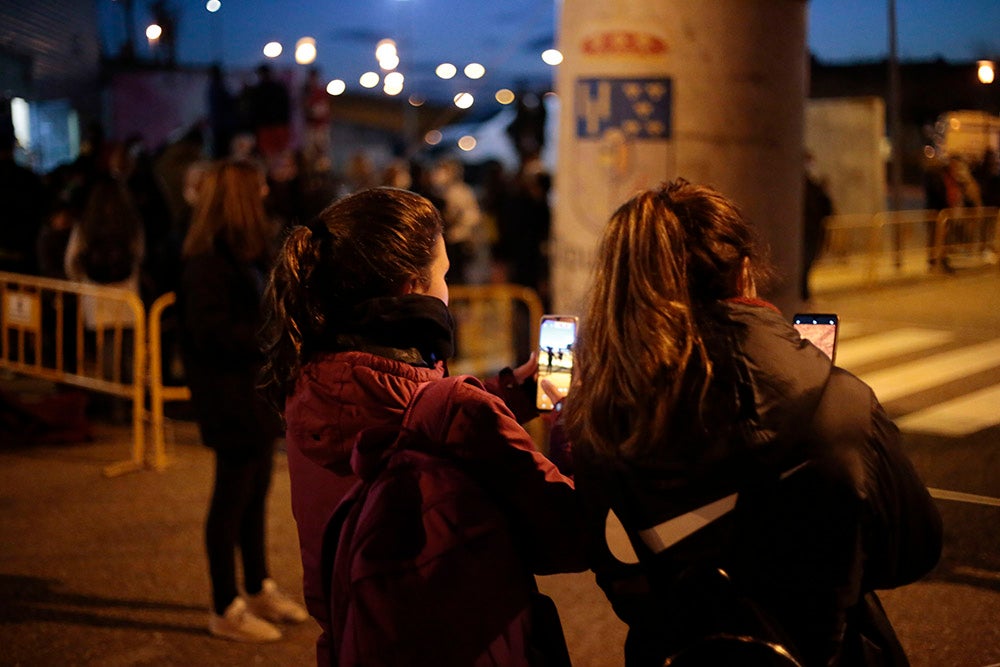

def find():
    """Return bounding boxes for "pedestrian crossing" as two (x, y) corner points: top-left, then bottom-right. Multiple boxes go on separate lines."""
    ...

(835, 325), (1000, 437)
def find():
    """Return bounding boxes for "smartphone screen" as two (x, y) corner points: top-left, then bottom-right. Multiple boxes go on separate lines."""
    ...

(536, 315), (578, 410)
(793, 313), (839, 362)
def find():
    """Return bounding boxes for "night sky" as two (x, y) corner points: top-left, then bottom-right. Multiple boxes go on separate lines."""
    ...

(98, 0), (1000, 102)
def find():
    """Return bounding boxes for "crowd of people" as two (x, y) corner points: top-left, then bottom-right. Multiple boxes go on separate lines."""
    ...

(0, 113), (555, 319)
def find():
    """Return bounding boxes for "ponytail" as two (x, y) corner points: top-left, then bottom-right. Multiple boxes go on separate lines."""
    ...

(259, 225), (325, 408)
(258, 187), (444, 412)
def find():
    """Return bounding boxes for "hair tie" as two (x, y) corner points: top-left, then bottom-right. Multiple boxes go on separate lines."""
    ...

(658, 177), (689, 205)
(306, 221), (331, 241)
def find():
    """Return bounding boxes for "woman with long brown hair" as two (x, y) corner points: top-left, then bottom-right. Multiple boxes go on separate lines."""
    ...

(562, 179), (942, 666)
(177, 159), (307, 642)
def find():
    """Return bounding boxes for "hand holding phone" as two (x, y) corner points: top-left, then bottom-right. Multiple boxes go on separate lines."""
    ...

(536, 315), (578, 410)
(792, 313), (839, 362)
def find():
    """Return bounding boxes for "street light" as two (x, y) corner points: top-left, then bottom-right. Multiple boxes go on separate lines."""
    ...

(295, 37), (317, 65)
(464, 63), (485, 80)
(542, 49), (563, 66)
(436, 63), (457, 80)
(977, 60), (995, 85)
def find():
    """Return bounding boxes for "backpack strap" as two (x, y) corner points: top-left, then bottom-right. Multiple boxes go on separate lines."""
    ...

(637, 461), (810, 554)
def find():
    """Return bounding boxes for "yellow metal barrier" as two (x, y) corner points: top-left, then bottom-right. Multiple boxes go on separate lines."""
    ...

(147, 292), (189, 471)
(933, 207), (1000, 271)
(448, 283), (547, 447)
(145, 284), (547, 463)
(0, 271), (147, 476)
(448, 283), (544, 377)
(815, 207), (999, 291)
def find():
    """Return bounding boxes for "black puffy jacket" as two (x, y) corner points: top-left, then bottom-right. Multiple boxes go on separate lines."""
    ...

(573, 299), (942, 667)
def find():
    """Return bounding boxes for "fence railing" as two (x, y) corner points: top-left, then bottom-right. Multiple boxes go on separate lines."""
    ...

(448, 283), (544, 376)
(815, 207), (999, 291)
(147, 292), (189, 471)
(0, 271), (147, 476)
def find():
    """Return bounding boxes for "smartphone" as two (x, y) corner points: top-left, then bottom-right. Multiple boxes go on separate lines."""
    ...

(792, 313), (839, 362)
(536, 315), (578, 410)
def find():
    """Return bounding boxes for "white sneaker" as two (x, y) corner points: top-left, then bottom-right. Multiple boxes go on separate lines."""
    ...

(245, 578), (309, 624)
(208, 597), (282, 642)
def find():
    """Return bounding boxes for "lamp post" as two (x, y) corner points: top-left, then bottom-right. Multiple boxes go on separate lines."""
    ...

(976, 60), (995, 156)
(978, 60), (996, 116)
(146, 22), (162, 61)
(887, 0), (904, 266)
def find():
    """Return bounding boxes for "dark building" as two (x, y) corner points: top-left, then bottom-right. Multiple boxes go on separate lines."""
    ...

(0, 0), (102, 171)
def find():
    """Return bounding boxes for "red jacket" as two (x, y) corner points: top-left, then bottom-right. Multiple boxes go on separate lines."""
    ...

(284, 352), (585, 665)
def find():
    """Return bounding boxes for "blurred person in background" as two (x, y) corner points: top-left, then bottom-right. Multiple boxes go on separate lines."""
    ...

(974, 148), (999, 263)
(0, 110), (46, 275)
(802, 153), (834, 303)
(108, 135), (175, 305)
(154, 125), (206, 246)
(207, 64), (238, 160)
(381, 157), (413, 190)
(563, 179), (942, 666)
(249, 64), (291, 172)
(475, 159), (510, 283)
(176, 159), (307, 643)
(64, 175), (145, 422)
(429, 156), (487, 284)
(496, 155), (552, 307)
(300, 67), (332, 174)
(343, 150), (378, 194)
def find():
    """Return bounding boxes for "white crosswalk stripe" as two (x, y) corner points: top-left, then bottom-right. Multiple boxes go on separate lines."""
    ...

(896, 385), (1000, 436)
(837, 329), (1000, 436)
(834, 327), (955, 368)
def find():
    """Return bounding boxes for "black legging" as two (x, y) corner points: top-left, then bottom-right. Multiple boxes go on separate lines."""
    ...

(206, 445), (274, 614)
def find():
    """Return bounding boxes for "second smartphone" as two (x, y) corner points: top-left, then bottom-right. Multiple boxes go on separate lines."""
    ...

(536, 315), (578, 410)
(792, 313), (839, 362)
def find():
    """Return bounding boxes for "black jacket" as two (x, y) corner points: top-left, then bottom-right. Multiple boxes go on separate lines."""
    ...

(573, 300), (942, 667)
(177, 242), (280, 457)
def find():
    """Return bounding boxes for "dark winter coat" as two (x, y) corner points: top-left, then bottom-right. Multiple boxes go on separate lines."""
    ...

(177, 243), (280, 456)
(285, 351), (585, 666)
(573, 299), (943, 667)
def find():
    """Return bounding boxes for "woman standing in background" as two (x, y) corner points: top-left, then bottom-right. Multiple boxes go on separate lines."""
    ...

(177, 159), (307, 642)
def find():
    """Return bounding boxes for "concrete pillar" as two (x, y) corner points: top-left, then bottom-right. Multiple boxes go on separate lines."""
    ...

(552, 0), (808, 314)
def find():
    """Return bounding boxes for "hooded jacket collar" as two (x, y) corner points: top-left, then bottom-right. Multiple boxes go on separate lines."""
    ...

(284, 351), (445, 473)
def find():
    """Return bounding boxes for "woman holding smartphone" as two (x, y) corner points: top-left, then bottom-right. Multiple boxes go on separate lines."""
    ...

(260, 186), (584, 665)
(562, 179), (942, 666)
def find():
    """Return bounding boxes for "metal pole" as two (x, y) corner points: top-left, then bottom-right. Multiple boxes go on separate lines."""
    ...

(122, 0), (136, 61)
(888, 0), (904, 267)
